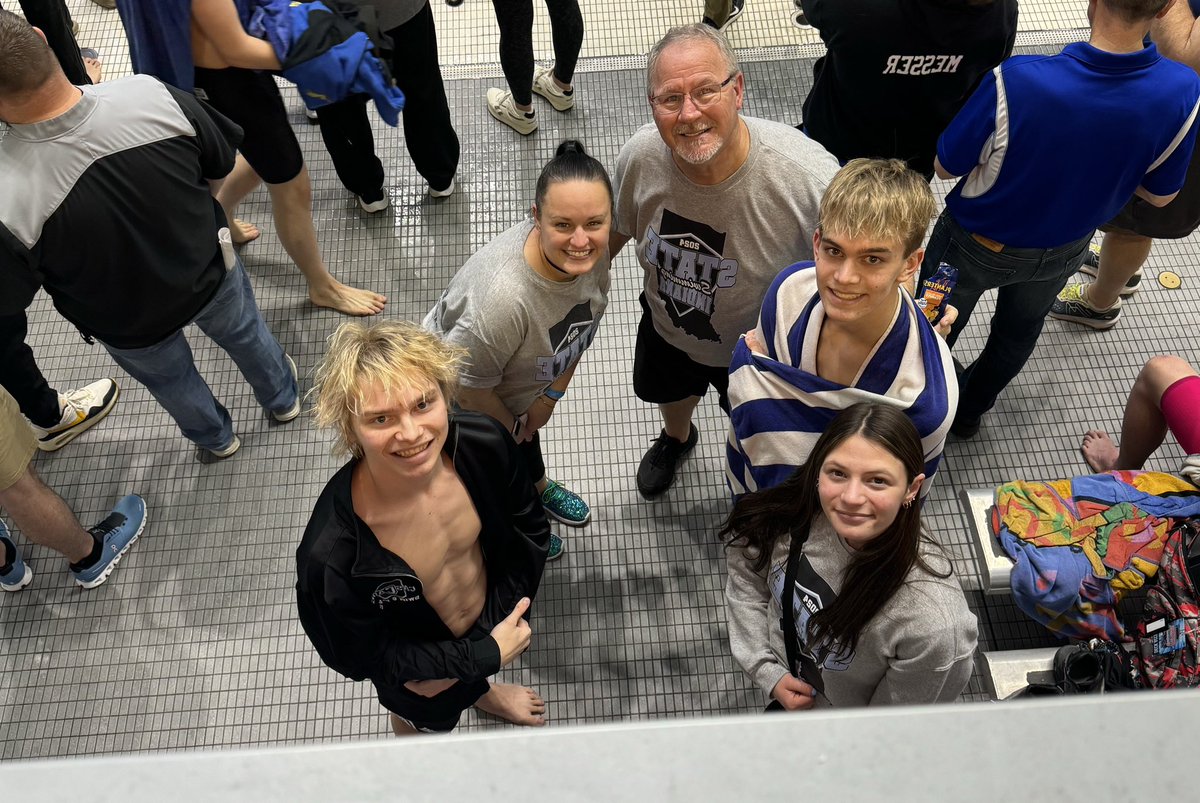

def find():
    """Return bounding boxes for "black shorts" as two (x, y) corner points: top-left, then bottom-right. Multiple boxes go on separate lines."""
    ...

(1102, 143), (1200, 240)
(381, 676), (491, 733)
(633, 293), (730, 412)
(193, 67), (304, 185)
(375, 619), (493, 733)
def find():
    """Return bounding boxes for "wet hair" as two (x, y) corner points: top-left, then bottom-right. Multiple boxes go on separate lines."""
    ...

(720, 403), (948, 655)
(645, 23), (740, 96)
(0, 10), (59, 98)
(533, 140), (614, 215)
(818, 158), (936, 257)
(1101, 0), (1170, 23)
(311, 320), (466, 458)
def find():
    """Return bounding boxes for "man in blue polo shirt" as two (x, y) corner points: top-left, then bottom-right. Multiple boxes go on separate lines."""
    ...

(922, 0), (1200, 439)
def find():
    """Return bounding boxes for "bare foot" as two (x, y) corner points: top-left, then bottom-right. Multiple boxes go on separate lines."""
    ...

(83, 56), (103, 84)
(474, 683), (546, 726)
(1081, 429), (1120, 473)
(309, 280), (387, 316)
(230, 218), (261, 245)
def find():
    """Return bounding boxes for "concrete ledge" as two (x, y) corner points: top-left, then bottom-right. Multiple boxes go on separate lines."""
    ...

(4, 692), (1198, 802)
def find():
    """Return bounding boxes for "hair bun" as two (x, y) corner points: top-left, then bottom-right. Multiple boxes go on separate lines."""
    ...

(556, 139), (587, 157)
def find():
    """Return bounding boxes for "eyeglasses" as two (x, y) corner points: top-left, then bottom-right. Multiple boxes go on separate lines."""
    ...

(649, 74), (737, 115)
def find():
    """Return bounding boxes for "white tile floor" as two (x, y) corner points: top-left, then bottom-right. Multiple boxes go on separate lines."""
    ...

(2, 0), (1193, 761)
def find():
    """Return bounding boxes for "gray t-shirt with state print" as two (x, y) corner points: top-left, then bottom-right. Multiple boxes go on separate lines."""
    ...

(424, 218), (610, 416)
(614, 116), (840, 368)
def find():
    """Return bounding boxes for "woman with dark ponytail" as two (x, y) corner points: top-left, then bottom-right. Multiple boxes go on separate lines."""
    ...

(722, 402), (977, 709)
(425, 141), (613, 559)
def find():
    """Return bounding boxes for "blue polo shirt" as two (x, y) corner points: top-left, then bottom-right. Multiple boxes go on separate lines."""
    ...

(938, 42), (1200, 248)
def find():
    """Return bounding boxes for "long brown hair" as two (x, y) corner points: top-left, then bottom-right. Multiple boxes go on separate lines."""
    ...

(720, 403), (948, 654)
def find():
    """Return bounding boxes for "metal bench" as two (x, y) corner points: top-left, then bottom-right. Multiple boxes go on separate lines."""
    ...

(978, 648), (1058, 700)
(959, 488), (1014, 595)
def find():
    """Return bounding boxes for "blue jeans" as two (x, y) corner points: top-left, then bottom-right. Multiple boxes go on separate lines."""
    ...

(101, 262), (296, 451)
(919, 210), (1093, 423)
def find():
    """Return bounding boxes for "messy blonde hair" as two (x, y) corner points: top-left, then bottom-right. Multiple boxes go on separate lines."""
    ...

(818, 158), (935, 257)
(311, 320), (465, 458)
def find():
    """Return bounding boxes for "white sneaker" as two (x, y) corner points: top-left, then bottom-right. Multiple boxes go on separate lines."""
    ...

(208, 434), (242, 459)
(532, 66), (575, 112)
(29, 378), (119, 452)
(487, 89), (537, 135)
(429, 177), (457, 198)
(358, 192), (390, 213)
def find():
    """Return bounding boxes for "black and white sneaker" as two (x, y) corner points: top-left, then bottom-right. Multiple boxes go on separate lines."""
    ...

(30, 378), (119, 452)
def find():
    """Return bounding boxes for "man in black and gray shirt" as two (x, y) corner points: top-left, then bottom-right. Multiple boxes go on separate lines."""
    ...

(0, 11), (297, 458)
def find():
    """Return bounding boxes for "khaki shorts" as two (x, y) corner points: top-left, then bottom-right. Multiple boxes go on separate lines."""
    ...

(0, 387), (36, 492)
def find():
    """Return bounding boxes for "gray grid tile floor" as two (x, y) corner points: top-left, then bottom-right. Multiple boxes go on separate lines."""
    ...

(2, 6), (1197, 760)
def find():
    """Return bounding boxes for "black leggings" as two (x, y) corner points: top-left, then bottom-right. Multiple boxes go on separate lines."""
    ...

(518, 431), (547, 486)
(490, 0), (584, 106)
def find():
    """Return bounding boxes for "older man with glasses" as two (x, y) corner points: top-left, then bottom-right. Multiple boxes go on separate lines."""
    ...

(610, 23), (839, 500)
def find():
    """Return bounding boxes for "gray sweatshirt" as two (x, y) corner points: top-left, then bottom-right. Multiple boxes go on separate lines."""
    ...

(726, 515), (978, 708)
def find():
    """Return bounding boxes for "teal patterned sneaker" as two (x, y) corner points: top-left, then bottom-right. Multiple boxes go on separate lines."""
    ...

(540, 479), (590, 526)
(546, 532), (565, 562)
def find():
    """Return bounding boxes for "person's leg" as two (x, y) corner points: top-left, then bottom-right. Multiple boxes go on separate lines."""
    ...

(196, 66), (384, 315)
(101, 330), (235, 453)
(18, 0), (89, 85)
(543, 0), (583, 86)
(1, 469), (95, 564)
(519, 433), (548, 492)
(314, 95), (386, 203)
(955, 236), (1092, 429)
(262, 167), (384, 315)
(192, 262), (297, 418)
(388, 714), (419, 736)
(0, 387), (142, 592)
(524, 431), (588, 527)
(703, 0), (733, 27)
(0, 311), (64, 428)
(389, 3), (460, 191)
(660, 396), (702, 442)
(490, 0), (536, 107)
(215, 154), (263, 245)
(1088, 230), (1152, 310)
(1082, 356), (1199, 472)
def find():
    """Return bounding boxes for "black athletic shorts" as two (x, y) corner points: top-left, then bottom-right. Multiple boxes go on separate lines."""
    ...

(1102, 143), (1200, 240)
(375, 619), (493, 733)
(633, 293), (730, 412)
(381, 676), (491, 733)
(193, 66), (304, 185)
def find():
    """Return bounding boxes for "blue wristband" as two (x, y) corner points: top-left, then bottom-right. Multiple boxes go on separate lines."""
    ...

(542, 388), (566, 401)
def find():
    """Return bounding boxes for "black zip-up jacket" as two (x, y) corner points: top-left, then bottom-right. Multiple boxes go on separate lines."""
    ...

(295, 411), (549, 699)
(800, 0), (1017, 178)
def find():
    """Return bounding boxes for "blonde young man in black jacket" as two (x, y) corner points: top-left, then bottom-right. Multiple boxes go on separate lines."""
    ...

(296, 321), (550, 735)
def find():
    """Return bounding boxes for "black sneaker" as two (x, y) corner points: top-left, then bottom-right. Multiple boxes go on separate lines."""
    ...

(637, 425), (698, 499)
(949, 412), (981, 440)
(703, 0), (744, 30)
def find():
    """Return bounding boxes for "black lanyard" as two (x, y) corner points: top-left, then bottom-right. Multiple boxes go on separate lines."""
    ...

(779, 522), (828, 699)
